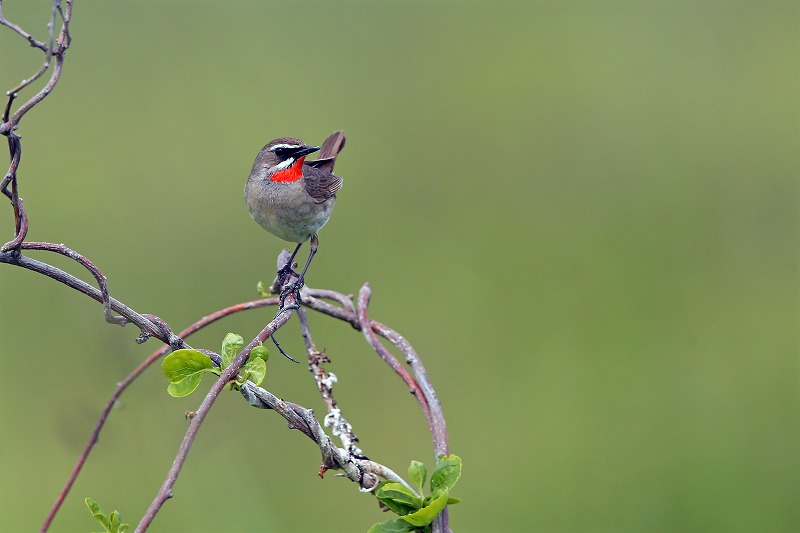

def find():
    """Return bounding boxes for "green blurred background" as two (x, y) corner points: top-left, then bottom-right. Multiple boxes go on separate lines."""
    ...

(1, 1), (797, 531)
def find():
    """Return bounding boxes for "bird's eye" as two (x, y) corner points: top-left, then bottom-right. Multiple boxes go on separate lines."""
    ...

(274, 147), (290, 158)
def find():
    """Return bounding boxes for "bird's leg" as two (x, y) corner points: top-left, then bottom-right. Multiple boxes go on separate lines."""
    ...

(280, 234), (318, 305)
(294, 234), (318, 294)
(279, 242), (304, 278)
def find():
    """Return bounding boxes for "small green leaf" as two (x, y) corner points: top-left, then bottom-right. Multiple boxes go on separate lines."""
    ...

(401, 491), (449, 527)
(221, 333), (244, 368)
(408, 460), (427, 494)
(249, 344), (270, 364)
(430, 454), (461, 498)
(109, 510), (121, 530)
(256, 280), (271, 298)
(367, 518), (418, 533)
(241, 357), (267, 387)
(86, 498), (111, 530)
(85, 498), (102, 517)
(162, 349), (216, 397)
(446, 496), (461, 505)
(375, 482), (421, 516)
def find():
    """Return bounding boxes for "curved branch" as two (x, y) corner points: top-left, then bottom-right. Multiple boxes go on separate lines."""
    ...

(240, 381), (417, 496)
(22, 242), (127, 324)
(356, 284), (431, 421)
(0, 0), (73, 135)
(0, 250), (181, 346)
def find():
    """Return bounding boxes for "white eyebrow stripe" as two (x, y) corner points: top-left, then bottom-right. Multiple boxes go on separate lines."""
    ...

(272, 157), (295, 170)
(268, 143), (302, 151)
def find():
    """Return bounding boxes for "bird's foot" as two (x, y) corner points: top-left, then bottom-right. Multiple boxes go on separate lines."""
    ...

(279, 276), (305, 307)
(277, 261), (300, 279)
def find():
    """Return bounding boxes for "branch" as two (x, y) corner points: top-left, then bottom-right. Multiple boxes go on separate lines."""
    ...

(240, 381), (416, 496)
(298, 306), (364, 458)
(0, 0), (72, 135)
(1, 0), (73, 254)
(0, 249), (184, 347)
(136, 253), (300, 532)
(40, 298), (275, 533)
(0, 1), (49, 51)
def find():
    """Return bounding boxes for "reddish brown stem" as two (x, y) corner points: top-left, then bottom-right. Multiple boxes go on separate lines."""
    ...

(136, 252), (297, 532)
(39, 298), (276, 533)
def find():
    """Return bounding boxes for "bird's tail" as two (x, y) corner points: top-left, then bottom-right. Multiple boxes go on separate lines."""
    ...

(308, 130), (346, 173)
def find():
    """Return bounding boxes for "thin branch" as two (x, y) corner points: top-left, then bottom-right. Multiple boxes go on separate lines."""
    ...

(40, 298), (275, 533)
(372, 321), (449, 457)
(0, 0), (73, 135)
(298, 307), (363, 458)
(136, 252), (299, 532)
(0, 0), (49, 51)
(356, 284), (431, 421)
(240, 381), (417, 496)
(22, 241), (127, 324)
(0, 249), (183, 347)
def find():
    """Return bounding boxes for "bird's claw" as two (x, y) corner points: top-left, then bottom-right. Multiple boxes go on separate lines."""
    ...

(278, 261), (299, 279)
(279, 277), (305, 308)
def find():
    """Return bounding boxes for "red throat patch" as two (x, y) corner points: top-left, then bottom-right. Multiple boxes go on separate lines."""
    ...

(270, 157), (306, 183)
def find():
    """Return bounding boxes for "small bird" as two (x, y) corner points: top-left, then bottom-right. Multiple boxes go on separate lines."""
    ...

(245, 131), (346, 294)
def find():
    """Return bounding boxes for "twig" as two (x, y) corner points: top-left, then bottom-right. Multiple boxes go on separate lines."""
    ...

(40, 298), (275, 533)
(356, 284), (431, 420)
(1, 0), (73, 254)
(22, 241), (127, 325)
(0, 250), (183, 347)
(0, 0), (73, 135)
(298, 307), (363, 458)
(0, 0), (49, 51)
(371, 321), (449, 457)
(240, 381), (417, 496)
(136, 253), (299, 532)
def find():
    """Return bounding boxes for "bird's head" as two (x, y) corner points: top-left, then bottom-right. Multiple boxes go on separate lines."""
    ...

(260, 137), (320, 183)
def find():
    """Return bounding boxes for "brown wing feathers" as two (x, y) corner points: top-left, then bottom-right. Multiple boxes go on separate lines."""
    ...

(304, 130), (345, 203)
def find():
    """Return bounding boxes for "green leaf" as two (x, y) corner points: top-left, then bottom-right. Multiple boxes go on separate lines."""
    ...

(375, 482), (421, 516)
(249, 344), (270, 364)
(408, 460), (427, 494)
(401, 491), (449, 527)
(367, 518), (418, 533)
(256, 280), (268, 297)
(430, 454), (461, 498)
(85, 497), (102, 517)
(221, 333), (244, 368)
(446, 497), (461, 505)
(109, 510), (121, 531)
(162, 349), (216, 397)
(85, 498), (111, 530)
(241, 357), (267, 387)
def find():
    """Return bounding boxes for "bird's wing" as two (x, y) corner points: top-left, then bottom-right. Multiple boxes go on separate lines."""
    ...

(304, 166), (343, 204)
(308, 130), (346, 173)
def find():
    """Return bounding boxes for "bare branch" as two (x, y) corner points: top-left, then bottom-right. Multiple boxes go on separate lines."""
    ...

(0, 0), (73, 135)
(240, 381), (418, 496)
(22, 241), (127, 324)
(0, 249), (183, 347)
(136, 254), (300, 532)
(40, 297), (276, 532)
(357, 283), (431, 419)
(298, 307), (363, 458)
(0, 0), (49, 51)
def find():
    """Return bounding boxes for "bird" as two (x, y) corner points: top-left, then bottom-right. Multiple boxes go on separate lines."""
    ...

(245, 131), (346, 297)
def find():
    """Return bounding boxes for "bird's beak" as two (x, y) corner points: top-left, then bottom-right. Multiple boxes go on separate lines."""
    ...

(295, 145), (320, 158)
